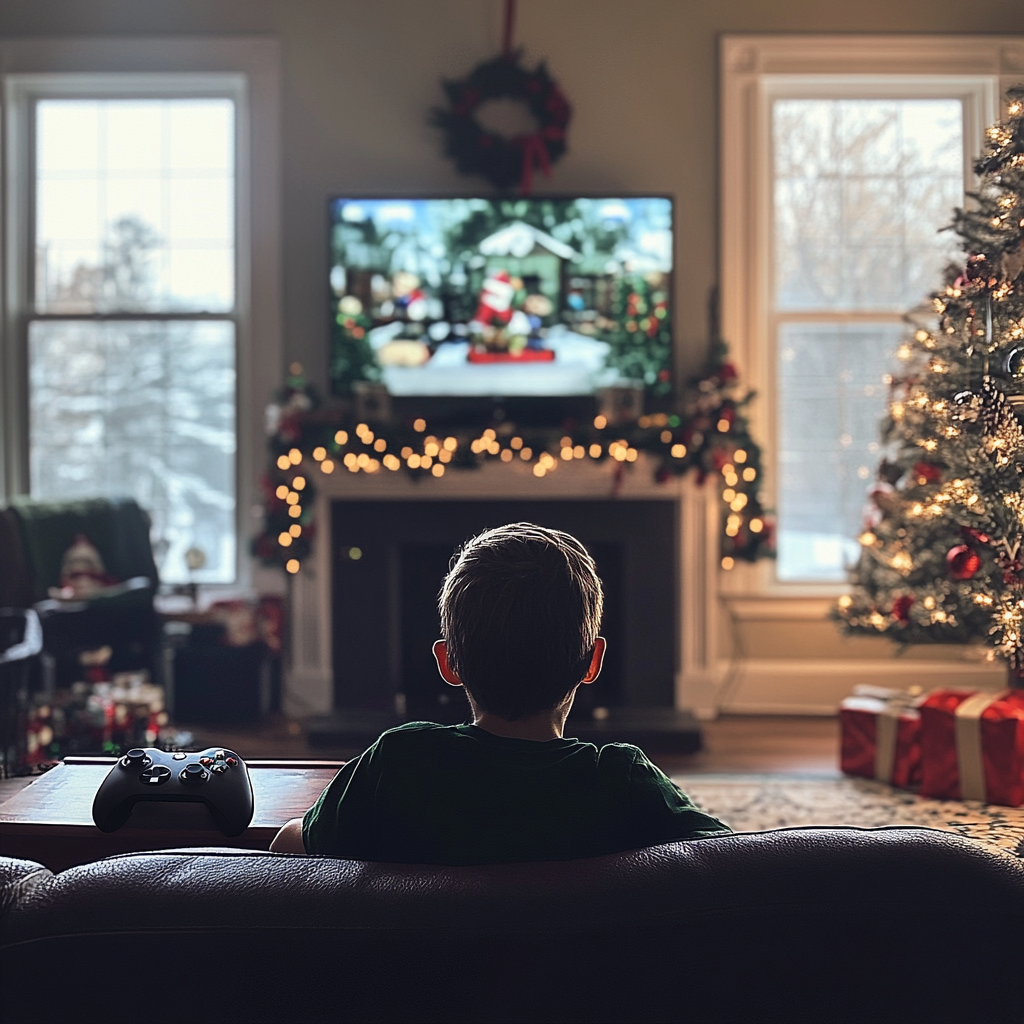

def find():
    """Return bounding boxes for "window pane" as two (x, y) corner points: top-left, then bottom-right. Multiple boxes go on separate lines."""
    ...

(35, 99), (234, 313)
(773, 99), (962, 311)
(776, 322), (902, 581)
(28, 319), (236, 584)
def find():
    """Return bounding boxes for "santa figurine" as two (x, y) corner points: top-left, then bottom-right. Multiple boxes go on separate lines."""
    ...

(472, 270), (516, 329)
(48, 534), (119, 601)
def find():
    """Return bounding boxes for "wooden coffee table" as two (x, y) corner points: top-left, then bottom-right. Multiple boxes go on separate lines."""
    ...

(0, 756), (344, 871)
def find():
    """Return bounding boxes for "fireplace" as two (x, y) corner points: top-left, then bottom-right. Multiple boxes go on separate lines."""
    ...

(330, 499), (676, 719)
(285, 459), (721, 724)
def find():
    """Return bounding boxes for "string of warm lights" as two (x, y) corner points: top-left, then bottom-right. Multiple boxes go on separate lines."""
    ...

(253, 348), (773, 575)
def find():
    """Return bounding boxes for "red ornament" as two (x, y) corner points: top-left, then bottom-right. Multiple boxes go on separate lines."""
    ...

(912, 462), (943, 483)
(947, 544), (981, 580)
(892, 595), (915, 624)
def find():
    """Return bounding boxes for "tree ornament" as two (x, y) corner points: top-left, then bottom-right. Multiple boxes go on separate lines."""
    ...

(946, 544), (982, 580)
(891, 594), (915, 624)
(1004, 346), (1024, 381)
(911, 462), (943, 484)
(431, 0), (570, 194)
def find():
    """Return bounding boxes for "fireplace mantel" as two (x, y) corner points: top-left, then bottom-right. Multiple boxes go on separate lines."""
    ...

(284, 456), (721, 718)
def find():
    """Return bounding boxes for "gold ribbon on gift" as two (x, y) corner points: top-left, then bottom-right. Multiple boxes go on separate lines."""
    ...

(851, 685), (922, 784)
(953, 689), (1009, 802)
(874, 708), (901, 784)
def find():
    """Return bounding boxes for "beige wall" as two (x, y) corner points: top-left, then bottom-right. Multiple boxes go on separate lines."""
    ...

(3, 0), (1023, 386)
(3, 0), (1022, 692)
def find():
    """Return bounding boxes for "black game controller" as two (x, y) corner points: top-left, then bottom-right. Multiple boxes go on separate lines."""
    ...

(92, 747), (254, 836)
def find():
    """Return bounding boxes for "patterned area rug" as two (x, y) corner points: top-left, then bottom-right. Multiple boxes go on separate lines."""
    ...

(673, 773), (1024, 858)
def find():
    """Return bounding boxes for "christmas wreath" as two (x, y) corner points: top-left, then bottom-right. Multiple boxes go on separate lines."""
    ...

(432, 51), (571, 194)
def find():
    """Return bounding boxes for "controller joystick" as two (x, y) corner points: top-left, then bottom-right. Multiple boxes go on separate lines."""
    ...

(92, 746), (254, 836)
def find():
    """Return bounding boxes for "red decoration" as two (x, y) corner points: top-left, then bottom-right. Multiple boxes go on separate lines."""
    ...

(839, 694), (922, 789)
(946, 544), (982, 580)
(919, 689), (1024, 806)
(891, 595), (915, 624)
(912, 461), (943, 483)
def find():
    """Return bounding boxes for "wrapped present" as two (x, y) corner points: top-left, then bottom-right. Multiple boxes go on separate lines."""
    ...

(839, 685), (923, 788)
(919, 688), (1024, 806)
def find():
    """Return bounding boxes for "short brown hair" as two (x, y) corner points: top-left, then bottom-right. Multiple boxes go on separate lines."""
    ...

(438, 523), (604, 720)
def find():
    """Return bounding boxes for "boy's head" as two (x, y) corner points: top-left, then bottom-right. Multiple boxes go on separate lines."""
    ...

(438, 523), (604, 720)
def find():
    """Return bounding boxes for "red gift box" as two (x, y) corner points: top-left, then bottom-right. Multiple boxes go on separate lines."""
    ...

(839, 687), (922, 788)
(919, 688), (1024, 806)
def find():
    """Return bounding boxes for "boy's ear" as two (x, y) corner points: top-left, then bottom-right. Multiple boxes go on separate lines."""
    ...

(432, 639), (463, 687)
(581, 637), (607, 684)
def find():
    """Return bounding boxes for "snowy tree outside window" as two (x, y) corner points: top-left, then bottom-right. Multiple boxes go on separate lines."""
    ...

(772, 98), (965, 581)
(28, 98), (236, 583)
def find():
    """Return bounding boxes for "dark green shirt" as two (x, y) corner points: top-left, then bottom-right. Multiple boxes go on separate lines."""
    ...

(302, 721), (730, 864)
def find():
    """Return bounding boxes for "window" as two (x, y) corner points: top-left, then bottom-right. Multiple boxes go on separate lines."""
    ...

(719, 36), (1019, 593)
(28, 91), (237, 582)
(2, 41), (281, 591)
(772, 94), (964, 581)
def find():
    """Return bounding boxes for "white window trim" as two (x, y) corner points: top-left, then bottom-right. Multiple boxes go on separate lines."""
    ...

(719, 34), (1024, 608)
(0, 37), (282, 593)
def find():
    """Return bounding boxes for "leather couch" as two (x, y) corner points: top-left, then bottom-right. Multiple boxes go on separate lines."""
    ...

(1, 826), (1023, 1023)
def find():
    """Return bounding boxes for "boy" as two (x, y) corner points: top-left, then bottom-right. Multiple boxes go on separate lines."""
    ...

(271, 523), (729, 862)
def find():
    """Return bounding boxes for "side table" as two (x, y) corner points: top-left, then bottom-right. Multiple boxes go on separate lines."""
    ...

(0, 756), (343, 871)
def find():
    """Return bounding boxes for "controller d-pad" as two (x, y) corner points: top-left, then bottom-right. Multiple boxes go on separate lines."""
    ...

(140, 765), (171, 785)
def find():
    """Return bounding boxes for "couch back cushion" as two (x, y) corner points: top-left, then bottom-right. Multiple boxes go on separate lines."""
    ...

(2, 827), (1022, 1023)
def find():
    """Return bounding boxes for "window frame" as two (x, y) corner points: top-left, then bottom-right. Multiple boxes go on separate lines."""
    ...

(719, 35), (1022, 605)
(0, 38), (282, 592)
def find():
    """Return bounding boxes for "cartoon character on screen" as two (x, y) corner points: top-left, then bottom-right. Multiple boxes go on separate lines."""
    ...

(470, 270), (523, 352)
(521, 293), (554, 350)
(392, 271), (429, 322)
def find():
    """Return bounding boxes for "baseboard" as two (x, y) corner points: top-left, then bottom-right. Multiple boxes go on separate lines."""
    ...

(714, 658), (1007, 715)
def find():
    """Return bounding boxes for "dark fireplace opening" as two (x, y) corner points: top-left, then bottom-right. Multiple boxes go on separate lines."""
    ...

(331, 500), (676, 722)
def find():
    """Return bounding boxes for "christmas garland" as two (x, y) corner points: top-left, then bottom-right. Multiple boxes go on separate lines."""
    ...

(432, 51), (571, 194)
(253, 345), (774, 574)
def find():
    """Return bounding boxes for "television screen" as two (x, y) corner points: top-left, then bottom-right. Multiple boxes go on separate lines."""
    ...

(329, 197), (673, 398)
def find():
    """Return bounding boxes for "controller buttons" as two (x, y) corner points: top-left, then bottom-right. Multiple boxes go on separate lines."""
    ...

(225, 757), (238, 767)
(140, 765), (172, 785)
(172, 752), (187, 760)
(180, 763), (210, 784)
(199, 756), (213, 766)
(211, 763), (228, 774)
(122, 748), (152, 769)
(214, 750), (228, 760)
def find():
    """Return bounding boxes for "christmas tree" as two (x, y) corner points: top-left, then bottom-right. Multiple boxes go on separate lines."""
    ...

(602, 273), (673, 396)
(836, 88), (1024, 670)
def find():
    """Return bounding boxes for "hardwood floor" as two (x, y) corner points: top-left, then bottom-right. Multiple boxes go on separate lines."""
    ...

(0, 714), (842, 808)
(660, 714), (840, 777)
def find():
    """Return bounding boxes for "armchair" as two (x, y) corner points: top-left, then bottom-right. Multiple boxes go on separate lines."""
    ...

(0, 497), (161, 688)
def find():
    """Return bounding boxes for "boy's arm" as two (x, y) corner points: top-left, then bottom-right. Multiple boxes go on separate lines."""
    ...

(270, 816), (307, 853)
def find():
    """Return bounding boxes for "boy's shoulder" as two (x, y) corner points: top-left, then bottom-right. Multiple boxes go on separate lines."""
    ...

(374, 720), (462, 748)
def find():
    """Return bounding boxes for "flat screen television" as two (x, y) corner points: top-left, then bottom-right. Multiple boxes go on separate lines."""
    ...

(328, 197), (673, 404)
